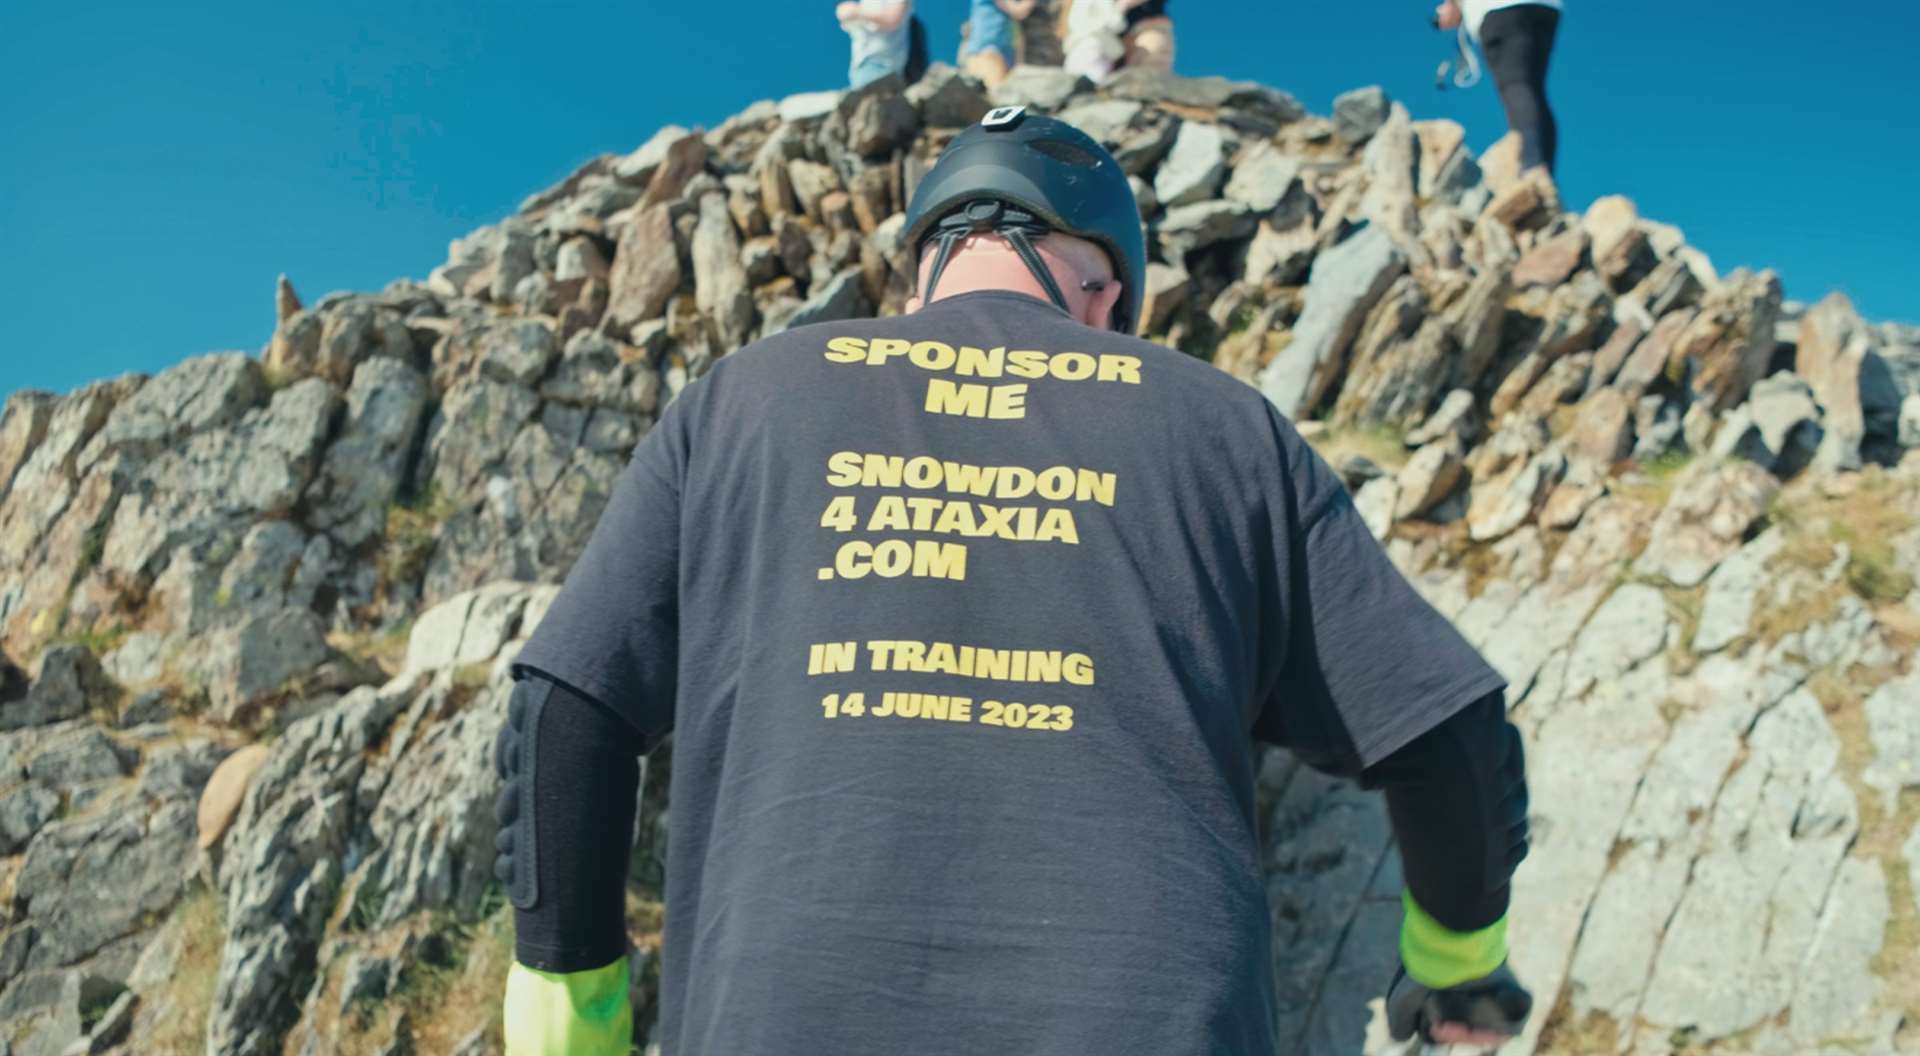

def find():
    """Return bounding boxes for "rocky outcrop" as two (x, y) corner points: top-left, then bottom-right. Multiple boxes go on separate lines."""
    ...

(0, 69), (1917, 1056)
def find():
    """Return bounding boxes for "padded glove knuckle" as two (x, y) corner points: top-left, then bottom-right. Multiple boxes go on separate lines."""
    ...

(494, 678), (550, 911)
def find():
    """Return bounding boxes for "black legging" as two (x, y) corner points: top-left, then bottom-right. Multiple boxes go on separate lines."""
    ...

(1479, 4), (1559, 174)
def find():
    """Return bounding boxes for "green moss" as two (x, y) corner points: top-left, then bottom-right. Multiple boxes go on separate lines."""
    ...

(379, 486), (456, 589)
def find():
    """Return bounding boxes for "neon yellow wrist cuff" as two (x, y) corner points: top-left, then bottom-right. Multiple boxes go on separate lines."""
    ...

(1399, 891), (1508, 989)
(504, 956), (633, 1056)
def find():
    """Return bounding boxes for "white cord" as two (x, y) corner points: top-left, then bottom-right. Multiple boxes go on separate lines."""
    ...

(1450, 25), (1483, 88)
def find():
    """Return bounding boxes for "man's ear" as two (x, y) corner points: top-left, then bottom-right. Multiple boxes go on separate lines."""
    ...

(1090, 281), (1124, 331)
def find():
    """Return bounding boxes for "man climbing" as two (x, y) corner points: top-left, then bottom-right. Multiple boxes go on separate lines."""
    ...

(494, 107), (1534, 1053)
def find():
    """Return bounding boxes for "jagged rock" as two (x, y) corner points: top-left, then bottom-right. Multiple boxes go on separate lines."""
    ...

(337, 953), (391, 1016)
(1153, 121), (1227, 209)
(1796, 291), (1873, 469)
(14, 790), (196, 974)
(1140, 263), (1188, 334)
(1539, 457), (1606, 530)
(786, 160), (841, 222)
(0, 782), (59, 855)
(4, 647), (111, 731)
(1642, 689), (1861, 1040)
(553, 237), (608, 287)
(987, 65), (1090, 111)
(194, 610), (347, 724)
(1359, 104), (1420, 250)
(1510, 228), (1587, 287)
(833, 76), (919, 159)
(1223, 140), (1301, 215)
(1712, 372), (1824, 475)
(1411, 118), (1468, 199)
(23, 728), (129, 789)
(0, 392), (55, 504)
(1351, 477), (1396, 541)
(1632, 395), (1682, 461)
(1406, 389), (1479, 449)
(691, 194), (756, 349)
(471, 318), (556, 388)
(1903, 393), (1920, 448)
(635, 131), (708, 211)
(614, 125), (694, 185)
(1425, 277), (1501, 399)
(1484, 169), (1558, 231)
(486, 225), (536, 305)
(604, 204), (681, 340)
(1477, 132), (1523, 194)
(1155, 200), (1254, 260)
(1332, 85), (1388, 144)
(1863, 669), (1920, 811)
(1677, 268), (1784, 414)
(1569, 387), (1635, 464)
(197, 743), (270, 850)
(1489, 276), (1610, 420)
(16, 971), (121, 1056)
(1394, 436), (1465, 521)
(780, 268), (870, 332)
(1467, 447), (1564, 543)
(1516, 350), (1592, 420)
(1101, 68), (1303, 129)
(274, 274), (303, 323)
(1258, 226), (1406, 417)
(304, 357), (428, 549)
(1634, 460), (1779, 587)
(219, 521), (332, 623)
(1584, 195), (1654, 289)
(1333, 276), (1451, 427)
(906, 64), (990, 128)
(86, 353), (263, 462)
(1243, 216), (1317, 286)
(207, 686), (405, 1056)
(1585, 315), (1646, 393)
(539, 331), (660, 417)
(404, 583), (543, 674)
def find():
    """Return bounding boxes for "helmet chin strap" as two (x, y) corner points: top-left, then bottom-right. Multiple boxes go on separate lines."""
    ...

(921, 202), (1072, 317)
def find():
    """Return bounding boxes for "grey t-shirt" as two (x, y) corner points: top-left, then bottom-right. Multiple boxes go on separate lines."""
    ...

(517, 290), (1504, 1055)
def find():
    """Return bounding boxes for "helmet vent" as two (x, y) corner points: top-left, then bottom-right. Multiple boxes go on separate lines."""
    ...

(1029, 139), (1101, 169)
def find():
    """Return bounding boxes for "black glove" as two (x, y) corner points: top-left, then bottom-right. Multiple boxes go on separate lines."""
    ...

(1386, 961), (1533, 1044)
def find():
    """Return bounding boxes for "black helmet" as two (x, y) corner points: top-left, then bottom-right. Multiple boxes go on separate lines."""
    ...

(901, 106), (1146, 335)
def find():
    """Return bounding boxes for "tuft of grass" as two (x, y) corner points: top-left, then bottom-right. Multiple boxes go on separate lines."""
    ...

(1767, 467), (1918, 607)
(1303, 422), (1412, 476)
(261, 362), (300, 392)
(55, 621), (130, 658)
(379, 486), (456, 590)
(1610, 450), (1696, 508)
(330, 621), (414, 679)
(148, 884), (225, 1055)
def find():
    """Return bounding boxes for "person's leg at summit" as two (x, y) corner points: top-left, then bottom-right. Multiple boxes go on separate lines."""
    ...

(1438, 0), (1561, 175)
(840, 0), (913, 89)
(1019, 0), (1067, 66)
(961, 0), (1035, 87)
(1060, 0), (1128, 83)
(1119, 0), (1174, 71)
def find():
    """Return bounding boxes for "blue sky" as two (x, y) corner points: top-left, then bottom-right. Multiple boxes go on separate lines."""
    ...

(4, 1), (1916, 397)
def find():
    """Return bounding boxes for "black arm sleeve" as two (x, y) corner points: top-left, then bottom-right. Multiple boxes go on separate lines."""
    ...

(1361, 692), (1530, 932)
(494, 673), (644, 972)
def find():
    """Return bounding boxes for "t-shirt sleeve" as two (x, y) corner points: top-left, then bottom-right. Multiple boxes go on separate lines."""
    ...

(1251, 406), (1506, 773)
(512, 394), (688, 743)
